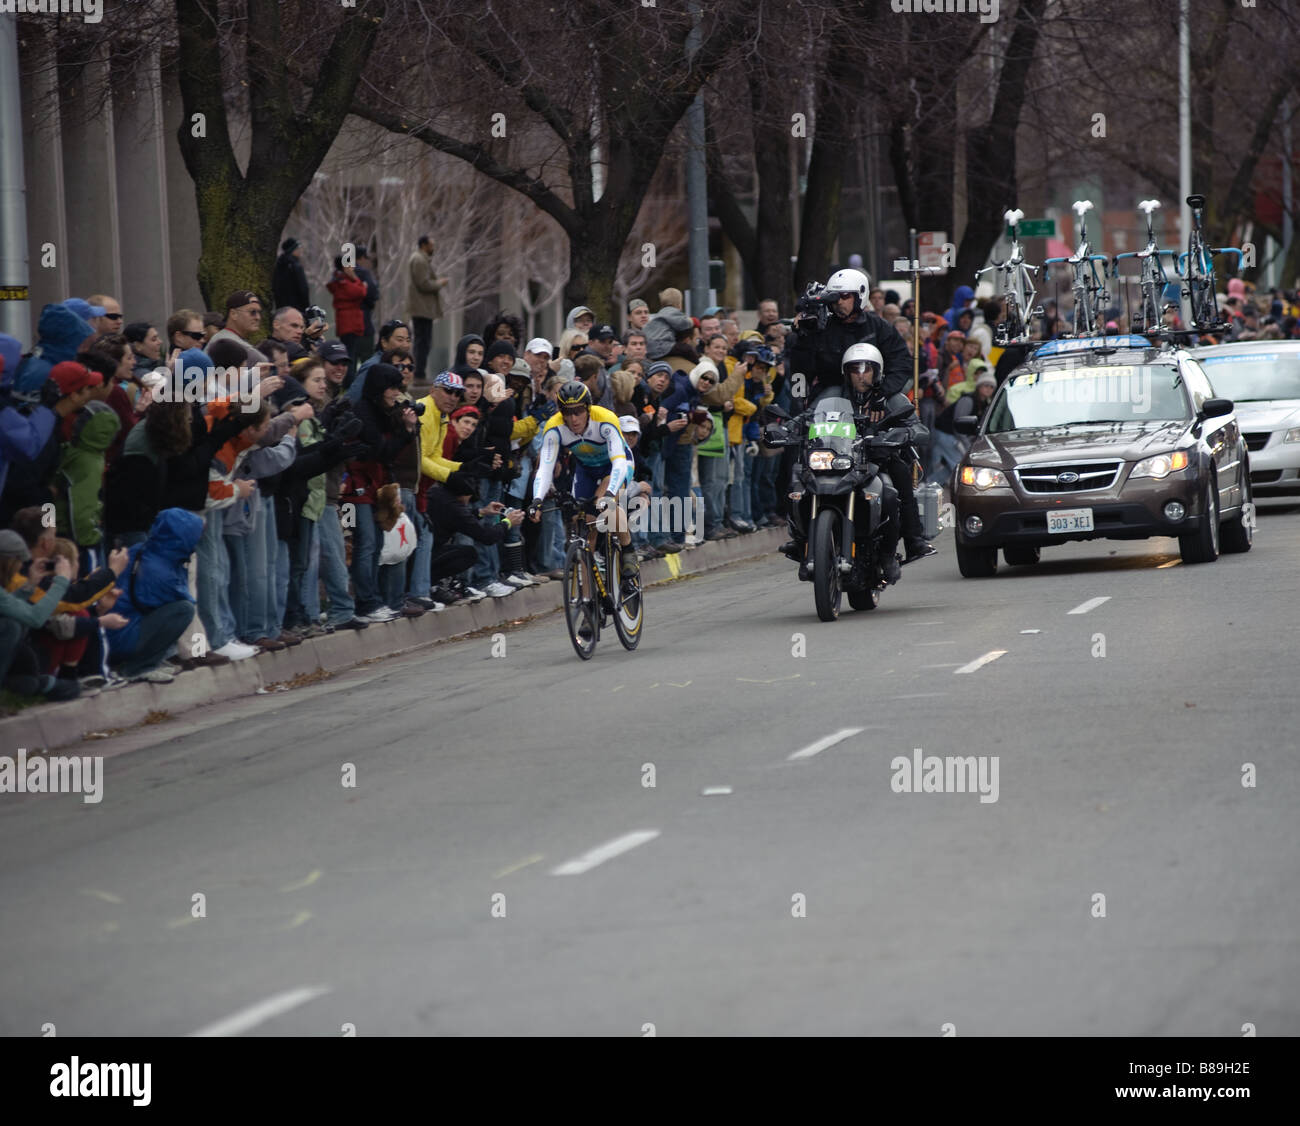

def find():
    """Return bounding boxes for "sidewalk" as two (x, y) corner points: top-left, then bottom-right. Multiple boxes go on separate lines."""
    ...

(1, 529), (786, 752)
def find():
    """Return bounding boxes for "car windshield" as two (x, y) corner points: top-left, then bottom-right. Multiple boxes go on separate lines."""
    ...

(1197, 351), (1300, 402)
(807, 396), (856, 454)
(985, 364), (1191, 432)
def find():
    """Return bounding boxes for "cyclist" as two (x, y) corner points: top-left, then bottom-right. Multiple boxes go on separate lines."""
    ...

(528, 380), (638, 580)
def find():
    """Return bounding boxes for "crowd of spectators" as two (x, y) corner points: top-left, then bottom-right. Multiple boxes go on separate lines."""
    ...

(2, 233), (1296, 709)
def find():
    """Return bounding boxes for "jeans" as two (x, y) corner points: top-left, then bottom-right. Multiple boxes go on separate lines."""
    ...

(752, 453), (781, 519)
(538, 506), (565, 571)
(729, 444), (752, 525)
(113, 600), (194, 678)
(926, 430), (965, 487)
(349, 504), (382, 614)
(403, 488), (433, 600)
(318, 505), (357, 626)
(286, 517), (321, 629)
(226, 528), (271, 642)
(265, 495), (286, 634)
(697, 453), (728, 532)
(412, 317), (433, 381)
(471, 480), (504, 584)
(196, 511), (234, 650)
(661, 437), (694, 545)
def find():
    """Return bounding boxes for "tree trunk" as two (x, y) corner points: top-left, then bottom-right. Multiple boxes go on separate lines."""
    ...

(946, 0), (1047, 314)
(174, 0), (384, 308)
(796, 39), (856, 293)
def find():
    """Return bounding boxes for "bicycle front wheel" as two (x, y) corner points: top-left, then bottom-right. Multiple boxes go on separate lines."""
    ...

(563, 541), (598, 660)
(609, 542), (644, 651)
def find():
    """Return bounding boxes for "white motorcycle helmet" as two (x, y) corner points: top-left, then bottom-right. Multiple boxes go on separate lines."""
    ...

(841, 342), (883, 381)
(825, 268), (871, 313)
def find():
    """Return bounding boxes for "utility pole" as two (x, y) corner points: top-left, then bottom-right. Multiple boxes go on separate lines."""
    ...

(0, 16), (30, 343)
(1178, 0), (1191, 323)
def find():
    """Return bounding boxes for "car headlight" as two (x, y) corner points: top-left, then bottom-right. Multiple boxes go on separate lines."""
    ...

(808, 450), (835, 470)
(1284, 428), (1300, 443)
(959, 465), (1008, 489)
(1130, 451), (1190, 479)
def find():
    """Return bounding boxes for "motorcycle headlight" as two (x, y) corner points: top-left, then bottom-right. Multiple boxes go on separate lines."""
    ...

(1130, 451), (1189, 480)
(959, 466), (1008, 489)
(808, 450), (835, 470)
(831, 456), (853, 469)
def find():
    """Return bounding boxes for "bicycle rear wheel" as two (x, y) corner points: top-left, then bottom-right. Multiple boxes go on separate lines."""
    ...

(608, 540), (644, 651)
(563, 540), (598, 660)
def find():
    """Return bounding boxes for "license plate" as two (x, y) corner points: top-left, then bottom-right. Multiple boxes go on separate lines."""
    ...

(1046, 508), (1094, 534)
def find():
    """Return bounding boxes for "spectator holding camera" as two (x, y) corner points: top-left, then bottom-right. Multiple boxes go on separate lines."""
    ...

(0, 528), (81, 701)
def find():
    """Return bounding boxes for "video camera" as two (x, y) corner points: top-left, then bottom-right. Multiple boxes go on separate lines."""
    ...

(793, 282), (838, 332)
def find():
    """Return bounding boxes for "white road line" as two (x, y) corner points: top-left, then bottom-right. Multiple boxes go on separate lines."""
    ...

(701, 786), (733, 796)
(915, 640), (957, 646)
(954, 650), (1008, 675)
(551, 830), (660, 876)
(1067, 596), (1111, 615)
(1020, 629), (1041, 634)
(190, 985), (330, 1037)
(787, 727), (865, 761)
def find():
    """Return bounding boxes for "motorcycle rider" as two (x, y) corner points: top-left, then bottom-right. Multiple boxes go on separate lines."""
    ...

(786, 343), (927, 586)
(783, 268), (935, 564)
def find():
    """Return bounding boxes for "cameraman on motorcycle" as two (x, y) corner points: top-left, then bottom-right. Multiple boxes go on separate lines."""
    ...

(783, 343), (928, 586)
(783, 269), (936, 565)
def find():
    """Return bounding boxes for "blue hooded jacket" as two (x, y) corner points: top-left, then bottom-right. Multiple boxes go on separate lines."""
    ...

(943, 285), (975, 331)
(14, 304), (95, 393)
(107, 508), (203, 658)
(1, 331), (58, 499)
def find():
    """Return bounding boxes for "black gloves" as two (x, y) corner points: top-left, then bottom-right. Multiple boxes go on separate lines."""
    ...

(331, 415), (363, 442)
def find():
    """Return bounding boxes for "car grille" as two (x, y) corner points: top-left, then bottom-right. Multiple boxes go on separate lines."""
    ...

(1251, 470), (1283, 484)
(1016, 461), (1121, 493)
(1244, 432), (1271, 452)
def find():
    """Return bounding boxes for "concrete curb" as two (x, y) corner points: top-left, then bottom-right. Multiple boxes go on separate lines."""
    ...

(2, 528), (786, 752)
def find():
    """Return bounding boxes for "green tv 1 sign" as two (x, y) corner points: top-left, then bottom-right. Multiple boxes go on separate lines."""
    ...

(1013, 218), (1056, 238)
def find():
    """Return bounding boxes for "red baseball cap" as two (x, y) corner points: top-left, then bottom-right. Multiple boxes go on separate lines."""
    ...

(50, 361), (103, 395)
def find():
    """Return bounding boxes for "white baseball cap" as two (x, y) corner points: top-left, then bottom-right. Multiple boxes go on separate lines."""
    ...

(618, 414), (641, 435)
(524, 337), (553, 356)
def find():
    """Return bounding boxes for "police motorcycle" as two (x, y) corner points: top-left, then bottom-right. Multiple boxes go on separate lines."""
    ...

(761, 346), (919, 622)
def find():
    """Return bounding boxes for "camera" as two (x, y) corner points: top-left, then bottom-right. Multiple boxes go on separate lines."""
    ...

(793, 282), (838, 331)
(304, 304), (327, 329)
(408, 400), (426, 417)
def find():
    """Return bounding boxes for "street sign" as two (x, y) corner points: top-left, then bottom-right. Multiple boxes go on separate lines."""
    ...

(1014, 219), (1056, 238)
(918, 231), (949, 273)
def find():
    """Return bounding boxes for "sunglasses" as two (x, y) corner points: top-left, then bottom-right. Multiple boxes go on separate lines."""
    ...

(180, 330), (204, 341)
(698, 376), (716, 384)
(102, 312), (123, 320)
(570, 345), (586, 353)
(395, 361), (414, 370)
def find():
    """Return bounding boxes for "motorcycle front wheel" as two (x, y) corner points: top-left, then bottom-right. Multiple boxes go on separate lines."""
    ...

(811, 508), (842, 622)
